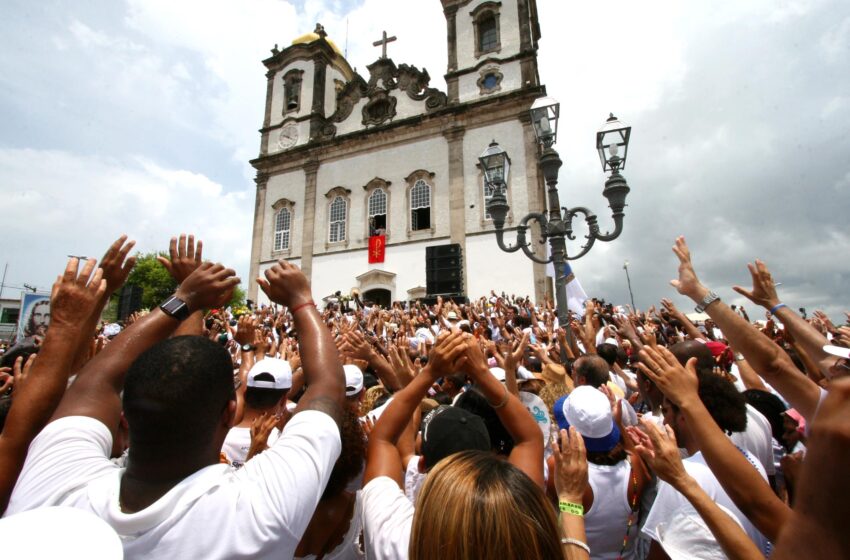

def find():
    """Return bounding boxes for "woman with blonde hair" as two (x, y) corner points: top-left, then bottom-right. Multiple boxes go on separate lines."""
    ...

(409, 449), (562, 560)
(361, 331), (560, 559)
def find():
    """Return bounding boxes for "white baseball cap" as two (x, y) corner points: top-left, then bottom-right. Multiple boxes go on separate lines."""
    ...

(247, 358), (292, 390)
(560, 386), (620, 452)
(489, 367), (506, 382)
(344, 363), (364, 397)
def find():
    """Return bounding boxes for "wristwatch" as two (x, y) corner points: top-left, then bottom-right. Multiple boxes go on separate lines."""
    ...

(241, 343), (256, 352)
(160, 294), (191, 321)
(694, 291), (720, 313)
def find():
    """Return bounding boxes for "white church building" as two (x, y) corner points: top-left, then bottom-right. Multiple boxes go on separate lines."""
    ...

(248, 0), (552, 307)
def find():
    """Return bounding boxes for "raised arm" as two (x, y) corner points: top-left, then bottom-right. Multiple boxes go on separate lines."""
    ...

(0, 258), (106, 514)
(630, 419), (765, 560)
(732, 259), (835, 378)
(257, 260), (345, 427)
(503, 331), (530, 397)
(552, 427), (591, 560)
(53, 260), (239, 438)
(69, 235), (136, 372)
(638, 344), (791, 542)
(661, 298), (704, 341)
(669, 236), (821, 420)
(465, 335), (545, 487)
(341, 329), (403, 391)
(363, 331), (467, 486)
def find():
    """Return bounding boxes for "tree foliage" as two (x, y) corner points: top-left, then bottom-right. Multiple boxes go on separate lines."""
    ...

(125, 252), (245, 310)
(126, 252), (176, 310)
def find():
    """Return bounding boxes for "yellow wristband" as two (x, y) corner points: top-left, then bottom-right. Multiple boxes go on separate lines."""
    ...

(559, 501), (584, 516)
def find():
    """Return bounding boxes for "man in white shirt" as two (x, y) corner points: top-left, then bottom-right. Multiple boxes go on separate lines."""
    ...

(6, 257), (345, 560)
(642, 354), (771, 556)
(222, 357), (292, 467)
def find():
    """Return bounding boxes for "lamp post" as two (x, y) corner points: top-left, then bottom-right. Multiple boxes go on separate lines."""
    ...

(623, 260), (636, 312)
(481, 98), (632, 357)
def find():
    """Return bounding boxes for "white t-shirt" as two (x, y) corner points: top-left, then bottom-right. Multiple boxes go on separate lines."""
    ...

(6, 411), (341, 559)
(404, 455), (426, 504)
(222, 425), (280, 468)
(361, 476), (414, 559)
(730, 404), (776, 476)
(641, 451), (771, 555)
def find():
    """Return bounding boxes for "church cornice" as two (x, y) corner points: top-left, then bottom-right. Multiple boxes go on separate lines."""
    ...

(444, 49), (537, 80)
(250, 84), (546, 174)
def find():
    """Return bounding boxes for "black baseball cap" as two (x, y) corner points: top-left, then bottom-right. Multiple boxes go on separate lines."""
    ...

(421, 405), (490, 469)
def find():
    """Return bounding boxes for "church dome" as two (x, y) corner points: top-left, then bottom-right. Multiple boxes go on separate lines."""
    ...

(291, 28), (343, 56)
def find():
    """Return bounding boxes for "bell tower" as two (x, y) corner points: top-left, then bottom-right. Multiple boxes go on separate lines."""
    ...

(441, 0), (541, 103)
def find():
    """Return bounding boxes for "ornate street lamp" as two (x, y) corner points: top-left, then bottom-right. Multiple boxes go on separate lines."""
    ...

(483, 98), (633, 351)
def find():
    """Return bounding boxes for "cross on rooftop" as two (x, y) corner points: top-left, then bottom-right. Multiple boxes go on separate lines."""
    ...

(372, 30), (397, 59)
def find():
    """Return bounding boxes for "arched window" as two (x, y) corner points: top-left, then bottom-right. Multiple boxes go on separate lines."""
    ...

(274, 207), (291, 251)
(410, 179), (431, 231)
(282, 69), (304, 113)
(329, 196), (347, 243)
(471, 3), (502, 58)
(479, 16), (497, 52)
(368, 188), (387, 236)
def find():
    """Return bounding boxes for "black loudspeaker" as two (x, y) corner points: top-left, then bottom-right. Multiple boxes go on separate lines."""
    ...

(426, 243), (464, 296)
(117, 285), (143, 321)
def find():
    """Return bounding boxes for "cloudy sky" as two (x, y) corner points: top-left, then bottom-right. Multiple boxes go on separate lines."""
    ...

(1, 0), (848, 318)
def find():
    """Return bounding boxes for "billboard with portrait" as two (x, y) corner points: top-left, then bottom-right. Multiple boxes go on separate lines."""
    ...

(17, 293), (51, 340)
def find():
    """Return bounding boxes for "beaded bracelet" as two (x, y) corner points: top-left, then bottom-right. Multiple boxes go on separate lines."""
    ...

(560, 538), (590, 554)
(290, 301), (317, 315)
(559, 501), (584, 516)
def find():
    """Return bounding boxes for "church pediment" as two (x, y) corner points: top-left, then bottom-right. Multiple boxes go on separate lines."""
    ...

(356, 268), (397, 287)
(318, 58), (448, 140)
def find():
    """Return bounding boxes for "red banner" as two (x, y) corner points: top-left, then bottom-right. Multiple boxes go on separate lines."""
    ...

(368, 235), (386, 263)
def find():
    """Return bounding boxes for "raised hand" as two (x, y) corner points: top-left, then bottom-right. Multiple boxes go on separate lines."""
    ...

(157, 233), (204, 283)
(387, 342), (415, 382)
(627, 418), (689, 487)
(670, 236), (707, 300)
(340, 330), (374, 362)
(50, 257), (107, 329)
(637, 345), (700, 409)
(246, 412), (280, 460)
(11, 354), (36, 393)
(660, 298), (680, 316)
(234, 315), (258, 346)
(99, 235), (136, 295)
(426, 331), (468, 379)
(732, 259), (781, 310)
(551, 427), (588, 502)
(257, 260), (313, 310)
(505, 331), (530, 372)
(176, 261), (240, 312)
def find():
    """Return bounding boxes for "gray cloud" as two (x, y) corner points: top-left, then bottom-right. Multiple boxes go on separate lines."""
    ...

(0, 0), (847, 323)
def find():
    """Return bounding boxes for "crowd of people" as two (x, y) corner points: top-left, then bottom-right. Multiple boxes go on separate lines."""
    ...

(0, 233), (848, 559)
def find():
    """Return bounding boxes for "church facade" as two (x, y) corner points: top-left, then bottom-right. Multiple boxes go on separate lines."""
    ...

(248, 0), (551, 306)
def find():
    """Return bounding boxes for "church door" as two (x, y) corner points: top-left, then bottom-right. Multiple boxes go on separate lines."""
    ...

(363, 288), (392, 308)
